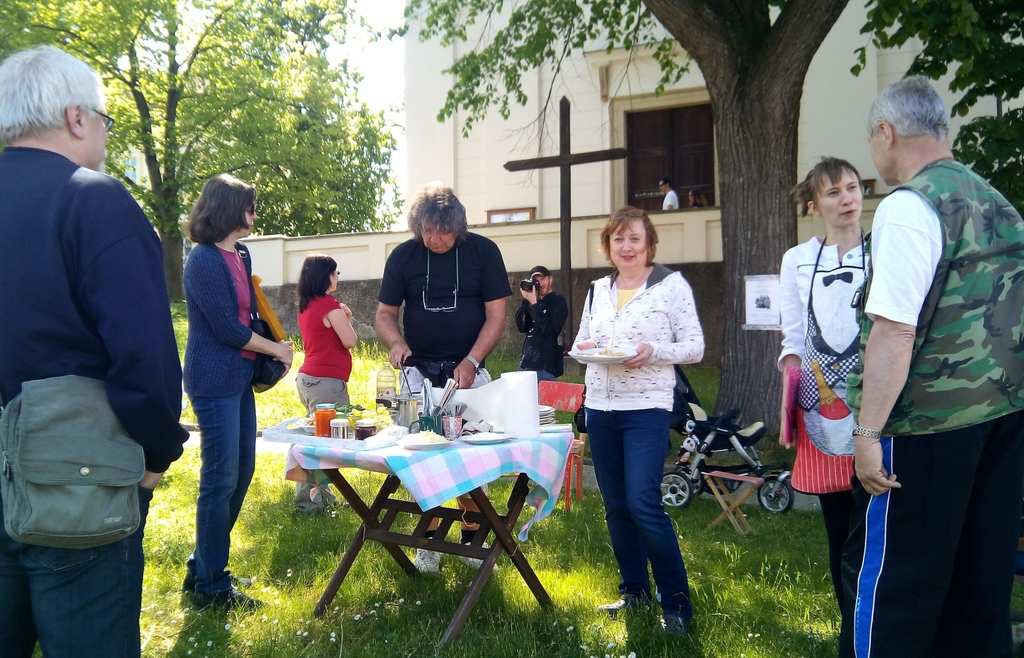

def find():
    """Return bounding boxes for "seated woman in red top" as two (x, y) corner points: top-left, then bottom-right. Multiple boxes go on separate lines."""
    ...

(294, 254), (358, 511)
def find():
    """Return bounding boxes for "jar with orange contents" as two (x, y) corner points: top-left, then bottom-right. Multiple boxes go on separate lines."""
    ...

(313, 403), (336, 437)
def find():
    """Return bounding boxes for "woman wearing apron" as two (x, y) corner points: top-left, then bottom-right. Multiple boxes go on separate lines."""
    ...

(778, 157), (867, 611)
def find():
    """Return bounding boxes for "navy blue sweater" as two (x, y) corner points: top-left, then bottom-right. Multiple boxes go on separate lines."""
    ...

(0, 147), (188, 472)
(183, 243), (257, 398)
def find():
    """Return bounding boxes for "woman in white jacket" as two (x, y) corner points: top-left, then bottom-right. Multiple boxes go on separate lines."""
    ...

(777, 157), (866, 612)
(573, 207), (704, 636)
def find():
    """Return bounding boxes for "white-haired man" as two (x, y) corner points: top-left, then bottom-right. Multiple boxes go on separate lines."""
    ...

(0, 46), (187, 657)
(841, 76), (1024, 658)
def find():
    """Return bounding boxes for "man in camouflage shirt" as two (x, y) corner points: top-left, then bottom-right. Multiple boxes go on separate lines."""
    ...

(841, 77), (1024, 658)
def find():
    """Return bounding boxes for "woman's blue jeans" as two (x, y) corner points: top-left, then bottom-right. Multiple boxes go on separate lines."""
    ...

(188, 384), (257, 594)
(586, 407), (693, 619)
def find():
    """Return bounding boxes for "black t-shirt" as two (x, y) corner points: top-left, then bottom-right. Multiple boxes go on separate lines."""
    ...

(378, 232), (511, 362)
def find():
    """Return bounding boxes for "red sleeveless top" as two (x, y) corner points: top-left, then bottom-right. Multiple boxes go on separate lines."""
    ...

(298, 295), (352, 381)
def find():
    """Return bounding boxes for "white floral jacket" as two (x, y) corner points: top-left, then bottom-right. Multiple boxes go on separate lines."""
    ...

(574, 264), (704, 411)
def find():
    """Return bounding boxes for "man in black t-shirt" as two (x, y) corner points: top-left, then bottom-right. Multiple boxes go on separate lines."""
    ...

(376, 185), (511, 390)
(375, 185), (510, 574)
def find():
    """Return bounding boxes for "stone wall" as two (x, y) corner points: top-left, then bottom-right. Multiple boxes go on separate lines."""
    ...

(261, 261), (725, 368)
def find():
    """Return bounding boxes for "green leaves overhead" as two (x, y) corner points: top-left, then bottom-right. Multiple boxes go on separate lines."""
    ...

(403, 0), (688, 134)
(857, 0), (1024, 209)
(0, 0), (399, 277)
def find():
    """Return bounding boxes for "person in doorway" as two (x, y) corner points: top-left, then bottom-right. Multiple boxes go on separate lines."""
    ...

(658, 177), (679, 210)
(375, 184), (511, 574)
(687, 190), (708, 208)
(573, 207), (704, 636)
(840, 76), (1024, 658)
(777, 157), (867, 613)
(293, 254), (358, 512)
(0, 45), (188, 658)
(515, 265), (568, 381)
(182, 174), (293, 610)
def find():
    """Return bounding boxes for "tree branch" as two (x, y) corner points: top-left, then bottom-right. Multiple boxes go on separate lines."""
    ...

(27, 24), (131, 86)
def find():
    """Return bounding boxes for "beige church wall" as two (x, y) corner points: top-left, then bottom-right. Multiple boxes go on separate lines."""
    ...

(243, 195), (882, 289)
(797, 2), (877, 186)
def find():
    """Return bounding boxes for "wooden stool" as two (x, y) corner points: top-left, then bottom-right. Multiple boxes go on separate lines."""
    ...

(537, 380), (587, 512)
(703, 470), (764, 535)
(562, 437), (585, 511)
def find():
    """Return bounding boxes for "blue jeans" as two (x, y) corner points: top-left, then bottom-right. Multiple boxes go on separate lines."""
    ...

(0, 486), (153, 658)
(188, 383), (257, 594)
(587, 407), (693, 619)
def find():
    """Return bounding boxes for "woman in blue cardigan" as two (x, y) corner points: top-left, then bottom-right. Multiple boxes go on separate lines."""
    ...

(182, 174), (292, 610)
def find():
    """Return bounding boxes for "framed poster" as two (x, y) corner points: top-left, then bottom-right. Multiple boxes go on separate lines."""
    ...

(486, 207), (535, 224)
(742, 274), (781, 330)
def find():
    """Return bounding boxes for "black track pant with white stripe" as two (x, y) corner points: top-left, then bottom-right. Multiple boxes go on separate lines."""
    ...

(838, 410), (1024, 658)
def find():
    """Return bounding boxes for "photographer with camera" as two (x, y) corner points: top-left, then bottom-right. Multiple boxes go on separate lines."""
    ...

(515, 265), (568, 381)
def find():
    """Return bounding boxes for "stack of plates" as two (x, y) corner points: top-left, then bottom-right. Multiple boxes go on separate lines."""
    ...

(538, 405), (556, 425)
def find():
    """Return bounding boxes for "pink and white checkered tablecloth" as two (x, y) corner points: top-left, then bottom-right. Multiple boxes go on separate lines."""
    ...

(285, 431), (573, 540)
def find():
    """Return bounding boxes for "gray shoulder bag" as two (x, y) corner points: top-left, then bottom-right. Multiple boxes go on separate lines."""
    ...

(1, 375), (145, 548)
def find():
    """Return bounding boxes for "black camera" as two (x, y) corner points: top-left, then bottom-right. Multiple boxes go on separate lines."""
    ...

(519, 278), (539, 292)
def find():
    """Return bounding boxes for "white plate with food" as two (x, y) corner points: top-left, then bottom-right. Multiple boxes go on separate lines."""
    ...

(458, 432), (511, 445)
(568, 349), (636, 365)
(400, 431), (454, 450)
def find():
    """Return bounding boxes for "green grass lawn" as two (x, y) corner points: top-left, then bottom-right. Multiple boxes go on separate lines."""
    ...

(159, 303), (844, 656)
(143, 449), (841, 658)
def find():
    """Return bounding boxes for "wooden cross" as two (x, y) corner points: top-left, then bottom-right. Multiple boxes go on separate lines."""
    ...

(504, 96), (627, 338)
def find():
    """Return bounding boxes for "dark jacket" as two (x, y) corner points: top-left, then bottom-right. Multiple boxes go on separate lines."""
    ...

(515, 292), (568, 377)
(0, 147), (187, 472)
(183, 242), (257, 398)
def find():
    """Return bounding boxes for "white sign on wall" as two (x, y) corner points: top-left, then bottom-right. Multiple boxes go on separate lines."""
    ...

(743, 274), (781, 330)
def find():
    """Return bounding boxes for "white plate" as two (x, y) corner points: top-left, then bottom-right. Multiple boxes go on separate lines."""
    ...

(569, 350), (636, 365)
(537, 405), (555, 414)
(458, 432), (511, 445)
(400, 435), (454, 450)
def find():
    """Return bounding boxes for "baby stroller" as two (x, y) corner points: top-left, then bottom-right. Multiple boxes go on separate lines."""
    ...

(660, 369), (794, 513)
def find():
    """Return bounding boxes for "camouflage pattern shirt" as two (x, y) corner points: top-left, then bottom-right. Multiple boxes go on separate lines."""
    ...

(847, 159), (1024, 435)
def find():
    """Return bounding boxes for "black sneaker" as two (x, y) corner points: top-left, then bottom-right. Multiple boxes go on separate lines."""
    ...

(189, 586), (263, 611)
(597, 593), (651, 618)
(661, 613), (690, 636)
(182, 571), (251, 593)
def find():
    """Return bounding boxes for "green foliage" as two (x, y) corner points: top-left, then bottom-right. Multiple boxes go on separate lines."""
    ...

(856, 0), (1024, 208)
(402, 0), (689, 135)
(0, 0), (399, 243)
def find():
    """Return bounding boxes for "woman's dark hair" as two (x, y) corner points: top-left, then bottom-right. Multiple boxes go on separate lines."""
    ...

(187, 174), (256, 244)
(298, 254), (337, 312)
(792, 157), (862, 217)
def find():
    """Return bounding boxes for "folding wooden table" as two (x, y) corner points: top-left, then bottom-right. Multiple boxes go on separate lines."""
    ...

(313, 469), (552, 644)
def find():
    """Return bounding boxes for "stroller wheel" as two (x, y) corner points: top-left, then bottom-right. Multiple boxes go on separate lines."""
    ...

(661, 472), (695, 508)
(757, 476), (795, 513)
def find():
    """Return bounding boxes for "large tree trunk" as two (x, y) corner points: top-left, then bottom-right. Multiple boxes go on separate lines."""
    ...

(643, 0), (850, 428)
(161, 232), (184, 300)
(713, 93), (800, 427)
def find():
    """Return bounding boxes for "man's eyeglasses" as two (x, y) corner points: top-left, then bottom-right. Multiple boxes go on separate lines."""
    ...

(92, 108), (115, 132)
(422, 249), (458, 313)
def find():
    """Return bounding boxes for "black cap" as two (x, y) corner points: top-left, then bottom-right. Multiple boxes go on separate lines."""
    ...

(529, 265), (551, 277)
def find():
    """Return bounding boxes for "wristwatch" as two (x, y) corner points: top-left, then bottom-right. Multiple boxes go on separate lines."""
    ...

(853, 424), (882, 441)
(464, 354), (481, 373)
